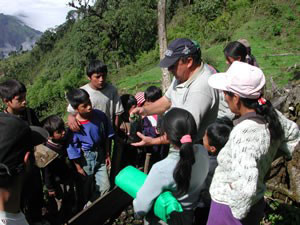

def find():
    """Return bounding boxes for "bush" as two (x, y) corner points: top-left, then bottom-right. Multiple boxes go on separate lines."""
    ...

(193, 0), (226, 21)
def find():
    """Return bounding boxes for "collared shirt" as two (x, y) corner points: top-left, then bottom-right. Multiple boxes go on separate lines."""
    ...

(233, 111), (265, 126)
(165, 63), (219, 140)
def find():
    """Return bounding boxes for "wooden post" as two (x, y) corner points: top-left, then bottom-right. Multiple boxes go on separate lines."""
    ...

(144, 153), (152, 174)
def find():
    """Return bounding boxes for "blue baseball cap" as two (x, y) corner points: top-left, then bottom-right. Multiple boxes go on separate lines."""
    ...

(159, 38), (200, 68)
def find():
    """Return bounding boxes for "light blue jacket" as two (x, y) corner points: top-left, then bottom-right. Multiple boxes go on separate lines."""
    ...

(133, 144), (209, 216)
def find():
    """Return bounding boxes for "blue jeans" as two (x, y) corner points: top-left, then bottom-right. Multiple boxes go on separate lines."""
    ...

(81, 150), (110, 199)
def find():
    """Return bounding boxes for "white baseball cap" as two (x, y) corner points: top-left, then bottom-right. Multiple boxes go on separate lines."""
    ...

(208, 61), (265, 99)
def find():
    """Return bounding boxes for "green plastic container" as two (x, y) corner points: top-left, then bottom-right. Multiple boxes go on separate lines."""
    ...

(115, 166), (183, 222)
(115, 165), (147, 198)
(154, 191), (183, 222)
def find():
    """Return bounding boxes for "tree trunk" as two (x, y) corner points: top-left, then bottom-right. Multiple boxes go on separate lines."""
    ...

(157, 0), (171, 93)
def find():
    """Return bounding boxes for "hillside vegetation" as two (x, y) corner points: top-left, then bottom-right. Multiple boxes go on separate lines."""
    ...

(0, 0), (299, 118)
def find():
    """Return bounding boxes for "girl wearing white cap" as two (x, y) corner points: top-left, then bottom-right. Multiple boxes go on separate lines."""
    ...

(206, 61), (299, 225)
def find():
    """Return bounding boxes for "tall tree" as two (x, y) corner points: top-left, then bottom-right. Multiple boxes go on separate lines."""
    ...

(158, 0), (171, 93)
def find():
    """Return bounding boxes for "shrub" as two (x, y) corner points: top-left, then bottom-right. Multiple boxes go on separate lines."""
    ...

(193, 0), (226, 21)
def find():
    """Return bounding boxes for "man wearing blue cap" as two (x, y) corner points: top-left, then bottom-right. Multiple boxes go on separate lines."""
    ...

(132, 38), (219, 145)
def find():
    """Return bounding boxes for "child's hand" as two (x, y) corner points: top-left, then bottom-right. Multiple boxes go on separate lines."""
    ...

(105, 155), (111, 169)
(48, 190), (56, 197)
(77, 167), (86, 176)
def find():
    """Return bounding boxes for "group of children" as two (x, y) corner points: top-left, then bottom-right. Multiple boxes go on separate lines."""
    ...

(0, 60), (121, 224)
(0, 60), (176, 225)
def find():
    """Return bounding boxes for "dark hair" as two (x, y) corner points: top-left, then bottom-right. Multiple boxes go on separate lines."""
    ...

(86, 59), (108, 77)
(144, 86), (162, 102)
(206, 118), (233, 152)
(66, 88), (90, 109)
(120, 94), (137, 113)
(225, 91), (284, 141)
(161, 108), (197, 196)
(42, 115), (65, 136)
(224, 41), (247, 63)
(181, 50), (202, 66)
(0, 79), (26, 101)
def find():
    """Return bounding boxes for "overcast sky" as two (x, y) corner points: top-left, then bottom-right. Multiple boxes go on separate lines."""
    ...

(0, 0), (72, 32)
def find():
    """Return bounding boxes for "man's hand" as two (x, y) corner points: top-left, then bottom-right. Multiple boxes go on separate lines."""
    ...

(131, 132), (154, 147)
(68, 113), (81, 132)
(105, 155), (111, 169)
(130, 107), (147, 117)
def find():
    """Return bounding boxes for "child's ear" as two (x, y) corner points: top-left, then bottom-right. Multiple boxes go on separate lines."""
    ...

(210, 146), (217, 154)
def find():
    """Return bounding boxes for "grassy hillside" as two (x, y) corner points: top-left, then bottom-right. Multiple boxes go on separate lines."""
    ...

(113, 0), (300, 94)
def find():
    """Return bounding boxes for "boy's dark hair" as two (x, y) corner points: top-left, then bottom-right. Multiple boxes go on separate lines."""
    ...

(0, 79), (26, 101)
(42, 115), (65, 136)
(144, 86), (162, 102)
(86, 59), (108, 77)
(206, 117), (233, 152)
(66, 88), (90, 109)
(120, 94), (137, 113)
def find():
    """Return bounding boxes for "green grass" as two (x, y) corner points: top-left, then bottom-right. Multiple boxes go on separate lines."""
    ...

(115, 6), (300, 93)
(116, 66), (162, 94)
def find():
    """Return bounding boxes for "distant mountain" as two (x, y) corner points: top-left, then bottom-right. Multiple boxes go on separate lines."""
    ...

(0, 13), (42, 58)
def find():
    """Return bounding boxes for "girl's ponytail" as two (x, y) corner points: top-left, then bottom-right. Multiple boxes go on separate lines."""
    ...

(173, 141), (195, 196)
(241, 97), (284, 141)
(161, 108), (197, 196)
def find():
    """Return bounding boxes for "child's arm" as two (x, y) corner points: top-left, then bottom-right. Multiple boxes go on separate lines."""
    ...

(105, 139), (111, 168)
(67, 131), (85, 175)
(43, 165), (57, 196)
(73, 159), (86, 176)
(101, 110), (115, 168)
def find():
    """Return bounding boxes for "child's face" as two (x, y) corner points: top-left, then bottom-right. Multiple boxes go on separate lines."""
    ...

(52, 129), (66, 142)
(76, 100), (92, 116)
(88, 72), (107, 90)
(5, 93), (26, 112)
(203, 131), (216, 154)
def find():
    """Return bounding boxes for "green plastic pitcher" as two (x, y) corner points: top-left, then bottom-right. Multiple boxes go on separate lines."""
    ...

(115, 166), (183, 222)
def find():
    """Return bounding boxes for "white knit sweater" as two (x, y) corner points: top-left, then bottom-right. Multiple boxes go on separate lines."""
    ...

(209, 111), (299, 219)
